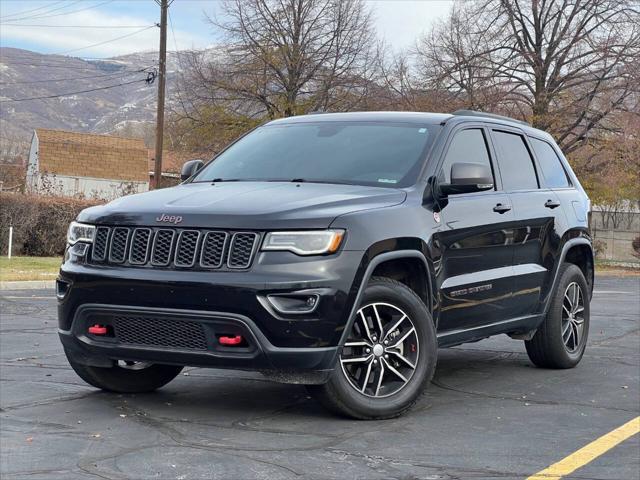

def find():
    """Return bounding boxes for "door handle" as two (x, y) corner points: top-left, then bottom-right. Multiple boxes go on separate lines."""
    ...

(544, 199), (561, 209)
(493, 203), (512, 214)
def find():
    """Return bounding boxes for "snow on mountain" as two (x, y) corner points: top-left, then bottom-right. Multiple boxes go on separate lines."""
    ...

(0, 47), (183, 155)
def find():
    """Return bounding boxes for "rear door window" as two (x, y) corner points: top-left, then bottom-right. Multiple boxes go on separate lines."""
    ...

(530, 138), (571, 188)
(491, 130), (539, 191)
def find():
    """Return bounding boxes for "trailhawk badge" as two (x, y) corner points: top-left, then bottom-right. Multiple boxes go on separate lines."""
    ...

(156, 213), (183, 224)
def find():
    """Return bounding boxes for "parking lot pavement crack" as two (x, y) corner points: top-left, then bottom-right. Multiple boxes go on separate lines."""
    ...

(1, 414), (77, 432)
(120, 401), (358, 454)
(76, 443), (160, 480)
(590, 327), (640, 346)
(229, 395), (314, 428)
(0, 362), (78, 371)
(0, 390), (98, 411)
(449, 346), (640, 361)
(326, 448), (534, 480)
(76, 412), (307, 480)
(430, 379), (639, 413)
(1, 467), (80, 478)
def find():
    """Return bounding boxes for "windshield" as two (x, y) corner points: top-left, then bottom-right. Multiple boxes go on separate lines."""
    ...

(192, 122), (440, 187)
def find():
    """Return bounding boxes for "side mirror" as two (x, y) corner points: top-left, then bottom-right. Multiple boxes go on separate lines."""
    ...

(439, 162), (493, 196)
(180, 159), (205, 182)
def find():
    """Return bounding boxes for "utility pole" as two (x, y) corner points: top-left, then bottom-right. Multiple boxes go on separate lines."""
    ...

(153, 0), (169, 189)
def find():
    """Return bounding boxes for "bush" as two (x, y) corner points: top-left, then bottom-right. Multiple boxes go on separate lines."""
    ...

(593, 239), (607, 259)
(0, 193), (101, 257)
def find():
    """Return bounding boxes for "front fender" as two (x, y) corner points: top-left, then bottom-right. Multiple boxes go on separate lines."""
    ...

(337, 249), (435, 348)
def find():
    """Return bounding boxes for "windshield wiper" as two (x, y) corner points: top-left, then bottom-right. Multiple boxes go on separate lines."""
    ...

(209, 178), (244, 183)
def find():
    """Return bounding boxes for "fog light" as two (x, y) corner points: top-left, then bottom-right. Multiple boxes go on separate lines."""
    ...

(266, 294), (320, 314)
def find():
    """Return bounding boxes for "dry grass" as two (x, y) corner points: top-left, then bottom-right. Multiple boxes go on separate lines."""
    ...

(596, 266), (640, 277)
(0, 256), (61, 282)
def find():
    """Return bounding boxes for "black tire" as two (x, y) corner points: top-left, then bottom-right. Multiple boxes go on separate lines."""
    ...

(525, 263), (590, 369)
(308, 277), (437, 419)
(65, 351), (183, 393)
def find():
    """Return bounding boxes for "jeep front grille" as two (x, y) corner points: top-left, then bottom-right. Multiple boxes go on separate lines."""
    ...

(90, 226), (260, 270)
(228, 232), (259, 269)
(150, 229), (175, 266)
(129, 228), (152, 265)
(200, 231), (228, 268)
(91, 226), (110, 262)
(109, 227), (130, 263)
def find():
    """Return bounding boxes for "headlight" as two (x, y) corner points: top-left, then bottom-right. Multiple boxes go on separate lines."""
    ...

(67, 221), (95, 245)
(262, 230), (344, 255)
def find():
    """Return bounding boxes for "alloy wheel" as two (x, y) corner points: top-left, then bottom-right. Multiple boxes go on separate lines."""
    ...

(561, 281), (585, 353)
(340, 302), (419, 398)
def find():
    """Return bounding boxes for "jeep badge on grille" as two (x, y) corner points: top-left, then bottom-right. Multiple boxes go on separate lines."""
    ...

(156, 214), (183, 224)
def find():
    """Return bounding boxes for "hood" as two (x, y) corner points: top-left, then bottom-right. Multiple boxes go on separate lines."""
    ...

(78, 181), (407, 229)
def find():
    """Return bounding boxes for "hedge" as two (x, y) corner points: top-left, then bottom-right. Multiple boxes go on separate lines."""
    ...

(0, 193), (101, 257)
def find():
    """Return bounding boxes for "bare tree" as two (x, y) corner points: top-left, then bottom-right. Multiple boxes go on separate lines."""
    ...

(415, 0), (640, 153)
(194, 0), (378, 119)
(414, 4), (507, 111)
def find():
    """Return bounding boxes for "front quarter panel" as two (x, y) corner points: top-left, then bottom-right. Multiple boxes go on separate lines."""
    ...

(330, 191), (441, 329)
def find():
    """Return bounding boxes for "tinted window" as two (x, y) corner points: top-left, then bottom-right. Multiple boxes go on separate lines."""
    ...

(193, 122), (439, 188)
(530, 138), (570, 188)
(440, 129), (493, 187)
(492, 130), (538, 190)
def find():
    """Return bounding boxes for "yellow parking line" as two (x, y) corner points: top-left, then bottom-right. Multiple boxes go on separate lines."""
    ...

(527, 416), (640, 480)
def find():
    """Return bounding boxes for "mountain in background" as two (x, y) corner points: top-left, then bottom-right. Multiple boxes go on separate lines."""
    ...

(0, 47), (181, 161)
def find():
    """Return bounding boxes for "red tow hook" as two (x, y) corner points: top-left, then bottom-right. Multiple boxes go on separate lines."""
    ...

(88, 324), (108, 335)
(219, 335), (243, 346)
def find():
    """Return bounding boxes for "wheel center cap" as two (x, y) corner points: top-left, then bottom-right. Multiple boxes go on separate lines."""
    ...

(373, 344), (384, 357)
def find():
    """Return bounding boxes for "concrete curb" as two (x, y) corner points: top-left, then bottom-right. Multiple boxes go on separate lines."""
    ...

(0, 280), (56, 290)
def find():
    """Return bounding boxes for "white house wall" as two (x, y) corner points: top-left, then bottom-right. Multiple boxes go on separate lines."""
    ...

(33, 173), (148, 200)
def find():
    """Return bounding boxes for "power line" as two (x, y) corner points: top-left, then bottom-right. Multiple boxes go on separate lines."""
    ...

(51, 25), (157, 56)
(0, 60), (157, 70)
(0, 0), (68, 20)
(1, 76), (154, 103)
(3, 0), (115, 23)
(0, 61), (117, 70)
(1, 24), (155, 28)
(168, 9), (180, 54)
(0, 0), (84, 22)
(0, 66), (156, 85)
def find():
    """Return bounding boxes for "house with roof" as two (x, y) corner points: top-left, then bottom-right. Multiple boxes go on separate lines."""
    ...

(26, 129), (149, 199)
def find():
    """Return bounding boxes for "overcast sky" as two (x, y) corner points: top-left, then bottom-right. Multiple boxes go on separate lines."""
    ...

(0, 0), (453, 58)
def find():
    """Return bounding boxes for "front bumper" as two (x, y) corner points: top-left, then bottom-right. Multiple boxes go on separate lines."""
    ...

(60, 304), (338, 383)
(57, 250), (365, 377)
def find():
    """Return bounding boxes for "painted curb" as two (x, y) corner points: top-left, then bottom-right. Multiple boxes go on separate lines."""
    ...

(0, 280), (56, 291)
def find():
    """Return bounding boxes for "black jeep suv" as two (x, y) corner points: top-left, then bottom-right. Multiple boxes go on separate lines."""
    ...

(58, 110), (593, 419)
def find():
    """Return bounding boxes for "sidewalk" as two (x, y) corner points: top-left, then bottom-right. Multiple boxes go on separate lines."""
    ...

(0, 280), (56, 290)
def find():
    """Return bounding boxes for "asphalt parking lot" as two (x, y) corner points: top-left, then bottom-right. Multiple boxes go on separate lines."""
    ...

(1, 275), (638, 480)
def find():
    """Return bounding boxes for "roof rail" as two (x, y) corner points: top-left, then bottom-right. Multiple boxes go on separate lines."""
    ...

(452, 109), (530, 127)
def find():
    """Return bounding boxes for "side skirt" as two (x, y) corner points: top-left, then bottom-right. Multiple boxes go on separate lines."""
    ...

(437, 314), (543, 348)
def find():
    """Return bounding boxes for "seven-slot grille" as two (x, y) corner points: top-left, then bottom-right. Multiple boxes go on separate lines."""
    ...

(90, 227), (259, 270)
